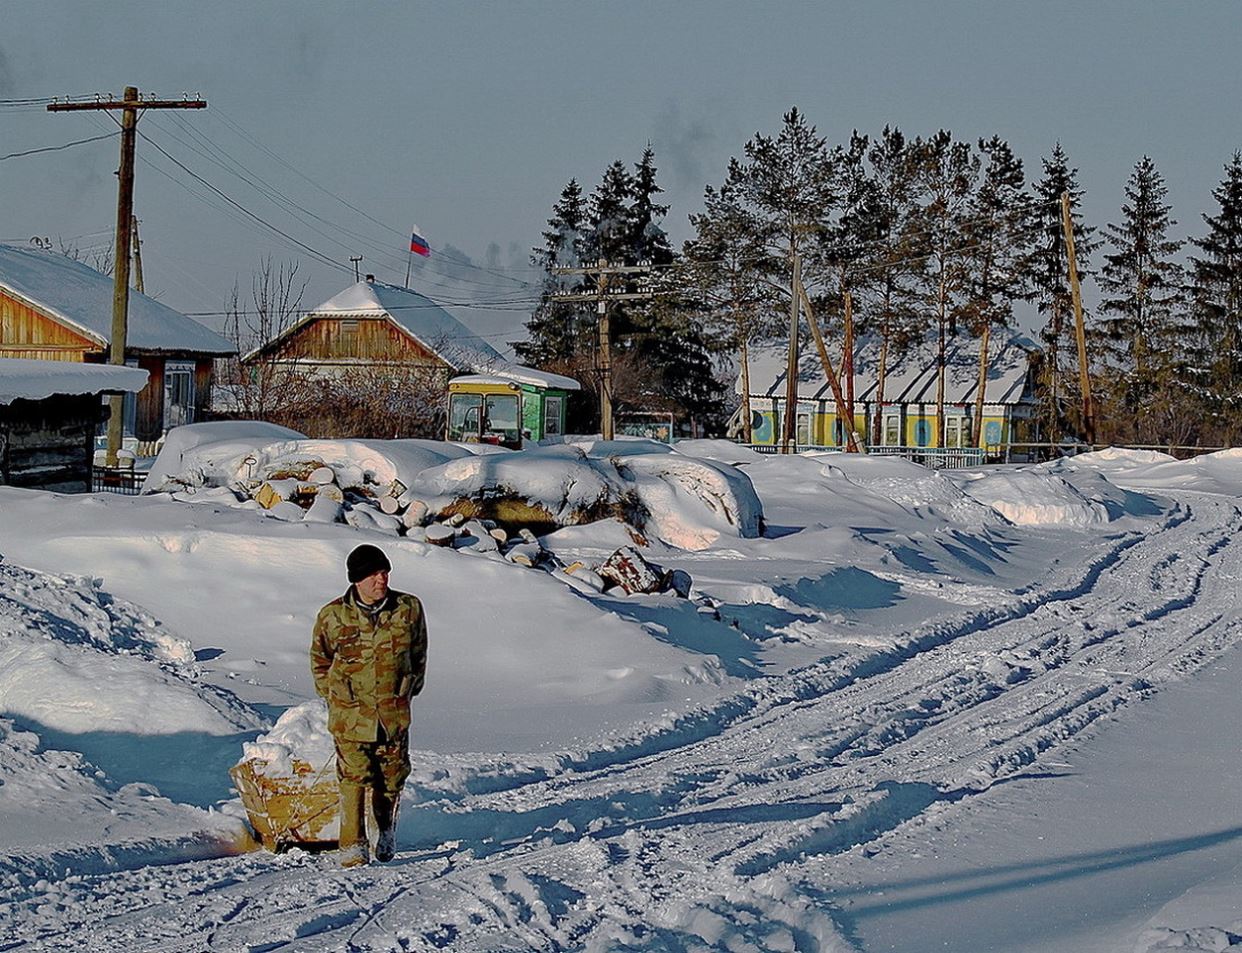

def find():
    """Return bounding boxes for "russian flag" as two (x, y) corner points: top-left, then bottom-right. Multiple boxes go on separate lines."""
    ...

(410, 227), (430, 257)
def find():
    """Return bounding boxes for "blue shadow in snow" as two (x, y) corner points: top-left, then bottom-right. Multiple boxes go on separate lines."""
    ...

(826, 823), (1242, 923)
(776, 566), (903, 614)
(24, 720), (264, 807)
(716, 602), (819, 642)
(597, 596), (766, 679)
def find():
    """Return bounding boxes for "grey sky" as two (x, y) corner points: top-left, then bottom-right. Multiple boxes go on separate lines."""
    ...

(1, 1), (1239, 352)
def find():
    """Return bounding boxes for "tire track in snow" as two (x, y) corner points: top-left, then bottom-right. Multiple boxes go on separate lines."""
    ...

(9, 500), (1242, 952)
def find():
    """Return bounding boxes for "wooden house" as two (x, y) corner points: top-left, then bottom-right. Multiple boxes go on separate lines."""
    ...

(0, 244), (236, 444)
(741, 329), (1040, 452)
(0, 358), (148, 492)
(245, 276), (578, 443)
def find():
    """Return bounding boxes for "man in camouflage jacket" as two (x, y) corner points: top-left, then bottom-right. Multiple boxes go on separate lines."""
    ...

(312, 544), (428, 867)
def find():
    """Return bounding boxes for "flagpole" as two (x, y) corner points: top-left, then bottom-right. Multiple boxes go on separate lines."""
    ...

(405, 245), (413, 289)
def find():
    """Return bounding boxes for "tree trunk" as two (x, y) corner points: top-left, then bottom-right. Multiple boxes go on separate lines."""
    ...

(740, 337), (753, 444)
(972, 321), (991, 447)
(873, 319), (890, 447)
(936, 271), (947, 449)
(843, 289), (856, 441)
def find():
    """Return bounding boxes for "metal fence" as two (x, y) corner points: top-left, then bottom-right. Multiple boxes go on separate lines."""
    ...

(90, 466), (144, 495)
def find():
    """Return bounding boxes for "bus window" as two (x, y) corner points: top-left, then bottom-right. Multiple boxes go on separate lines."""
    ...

(448, 394), (482, 441)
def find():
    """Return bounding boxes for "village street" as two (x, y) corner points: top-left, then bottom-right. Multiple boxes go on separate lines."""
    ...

(2, 481), (1238, 953)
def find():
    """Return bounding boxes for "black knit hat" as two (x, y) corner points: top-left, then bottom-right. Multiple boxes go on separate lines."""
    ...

(347, 544), (391, 583)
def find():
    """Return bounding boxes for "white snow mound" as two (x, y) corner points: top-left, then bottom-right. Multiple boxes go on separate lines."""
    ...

(957, 470), (1112, 526)
(0, 558), (264, 735)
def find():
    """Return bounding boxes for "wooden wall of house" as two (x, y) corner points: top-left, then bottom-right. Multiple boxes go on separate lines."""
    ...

(0, 291), (100, 361)
(195, 359), (214, 420)
(0, 393), (98, 493)
(268, 317), (444, 365)
(135, 356), (165, 441)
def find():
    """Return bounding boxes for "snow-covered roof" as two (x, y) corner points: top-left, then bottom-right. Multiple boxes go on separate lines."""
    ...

(250, 278), (504, 372)
(743, 329), (1038, 406)
(452, 365), (580, 391)
(0, 244), (236, 355)
(0, 357), (149, 405)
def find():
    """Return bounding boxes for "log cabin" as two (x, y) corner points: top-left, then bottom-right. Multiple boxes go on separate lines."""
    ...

(243, 275), (578, 443)
(0, 243), (236, 446)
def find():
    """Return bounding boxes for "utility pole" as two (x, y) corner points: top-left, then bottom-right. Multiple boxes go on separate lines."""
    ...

(781, 251), (801, 454)
(131, 216), (145, 293)
(551, 260), (655, 440)
(1061, 190), (1095, 446)
(49, 87), (206, 467)
(350, 256), (363, 282)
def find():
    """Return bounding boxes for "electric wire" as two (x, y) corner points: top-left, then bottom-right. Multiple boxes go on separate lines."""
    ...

(0, 131), (118, 161)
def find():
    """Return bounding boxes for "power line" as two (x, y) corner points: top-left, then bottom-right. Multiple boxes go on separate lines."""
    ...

(0, 131), (118, 161)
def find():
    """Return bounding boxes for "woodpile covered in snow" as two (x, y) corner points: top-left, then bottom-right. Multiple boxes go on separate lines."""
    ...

(143, 427), (764, 554)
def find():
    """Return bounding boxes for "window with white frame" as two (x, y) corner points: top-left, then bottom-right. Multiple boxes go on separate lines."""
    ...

(163, 361), (196, 430)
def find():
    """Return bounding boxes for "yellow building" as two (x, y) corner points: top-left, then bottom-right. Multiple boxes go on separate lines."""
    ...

(739, 330), (1040, 454)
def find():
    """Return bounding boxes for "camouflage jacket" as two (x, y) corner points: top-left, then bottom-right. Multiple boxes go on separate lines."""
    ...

(310, 587), (428, 742)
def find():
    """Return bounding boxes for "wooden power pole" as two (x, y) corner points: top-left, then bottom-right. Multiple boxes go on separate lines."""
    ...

(49, 87), (206, 467)
(551, 260), (655, 440)
(1061, 190), (1096, 446)
(131, 215), (145, 293)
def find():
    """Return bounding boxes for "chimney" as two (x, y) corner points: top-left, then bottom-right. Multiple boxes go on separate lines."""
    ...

(365, 273), (375, 283)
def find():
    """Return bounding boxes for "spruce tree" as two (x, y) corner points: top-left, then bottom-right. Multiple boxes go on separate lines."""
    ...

(683, 182), (773, 440)
(1030, 144), (1099, 442)
(1188, 151), (1242, 442)
(517, 178), (591, 368)
(1096, 156), (1187, 443)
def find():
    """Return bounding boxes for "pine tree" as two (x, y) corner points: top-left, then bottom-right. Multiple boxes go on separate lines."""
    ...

(1096, 156), (1186, 442)
(862, 126), (928, 445)
(583, 160), (634, 265)
(962, 135), (1034, 446)
(723, 108), (838, 443)
(1188, 151), (1242, 442)
(683, 182), (773, 440)
(1030, 144), (1098, 442)
(516, 179), (591, 368)
(914, 131), (979, 447)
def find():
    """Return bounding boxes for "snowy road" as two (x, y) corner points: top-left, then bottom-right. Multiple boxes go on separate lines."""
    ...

(3, 495), (1241, 952)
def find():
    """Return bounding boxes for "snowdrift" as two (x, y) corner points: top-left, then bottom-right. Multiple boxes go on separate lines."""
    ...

(0, 557), (264, 735)
(954, 469), (1114, 526)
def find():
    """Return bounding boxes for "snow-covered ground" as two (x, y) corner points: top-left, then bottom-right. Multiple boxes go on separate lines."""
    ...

(1, 441), (1240, 951)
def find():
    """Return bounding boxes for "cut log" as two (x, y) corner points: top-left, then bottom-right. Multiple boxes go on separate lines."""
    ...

(518, 528), (539, 545)
(507, 542), (540, 567)
(401, 500), (429, 529)
(378, 495), (402, 516)
(253, 479), (300, 510)
(425, 524), (456, 547)
(308, 466), (336, 486)
(489, 527), (509, 545)
(446, 513), (466, 528)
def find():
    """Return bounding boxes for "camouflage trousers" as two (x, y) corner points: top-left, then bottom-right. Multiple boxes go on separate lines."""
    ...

(333, 726), (410, 797)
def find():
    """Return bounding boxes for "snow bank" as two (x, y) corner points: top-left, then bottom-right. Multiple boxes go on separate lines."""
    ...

(142, 421), (307, 493)
(0, 558), (264, 735)
(673, 439), (764, 466)
(1051, 446), (1176, 470)
(1101, 447), (1242, 497)
(955, 469), (1113, 526)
